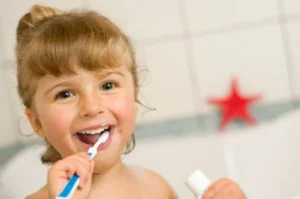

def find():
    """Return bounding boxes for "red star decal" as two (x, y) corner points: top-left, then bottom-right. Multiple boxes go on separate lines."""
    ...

(208, 78), (261, 131)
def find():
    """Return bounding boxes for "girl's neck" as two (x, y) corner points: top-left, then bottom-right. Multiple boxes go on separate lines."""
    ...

(92, 159), (128, 184)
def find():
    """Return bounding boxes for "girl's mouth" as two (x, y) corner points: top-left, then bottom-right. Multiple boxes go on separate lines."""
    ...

(76, 125), (111, 147)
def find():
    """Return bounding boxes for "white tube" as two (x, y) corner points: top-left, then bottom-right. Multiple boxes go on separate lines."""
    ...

(185, 169), (211, 198)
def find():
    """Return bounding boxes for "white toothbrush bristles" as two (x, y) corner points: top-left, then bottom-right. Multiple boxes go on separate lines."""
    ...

(93, 131), (109, 150)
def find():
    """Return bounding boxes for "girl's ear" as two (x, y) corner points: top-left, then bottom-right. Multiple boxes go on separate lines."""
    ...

(25, 108), (45, 137)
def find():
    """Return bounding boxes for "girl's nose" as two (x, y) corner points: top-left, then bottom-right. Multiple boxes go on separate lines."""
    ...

(79, 94), (104, 118)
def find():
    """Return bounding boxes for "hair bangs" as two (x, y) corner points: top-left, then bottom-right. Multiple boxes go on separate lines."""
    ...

(22, 11), (133, 78)
(72, 32), (133, 73)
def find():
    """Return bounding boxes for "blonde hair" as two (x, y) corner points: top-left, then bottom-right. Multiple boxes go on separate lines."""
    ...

(16, 4), (137, 164)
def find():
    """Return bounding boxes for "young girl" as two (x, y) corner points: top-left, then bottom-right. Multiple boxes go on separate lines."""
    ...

(16, 4), (247, 199)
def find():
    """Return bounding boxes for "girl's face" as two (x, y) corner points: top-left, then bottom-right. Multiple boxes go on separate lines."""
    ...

(26, 65), (137, 171)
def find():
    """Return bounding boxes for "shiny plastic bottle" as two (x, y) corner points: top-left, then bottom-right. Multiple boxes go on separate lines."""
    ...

(185, 170), (211, 199)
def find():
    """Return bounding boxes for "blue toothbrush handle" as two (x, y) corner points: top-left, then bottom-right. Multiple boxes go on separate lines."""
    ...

(56, 174), (80, 199)
(56, 152), (94, 198)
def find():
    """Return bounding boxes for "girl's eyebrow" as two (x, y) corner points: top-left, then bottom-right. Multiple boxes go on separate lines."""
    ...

(44, 81), (73, 96)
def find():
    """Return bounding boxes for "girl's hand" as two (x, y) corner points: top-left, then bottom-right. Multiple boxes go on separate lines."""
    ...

(47, 152), (94, 199)
(202, 178), (247, 199)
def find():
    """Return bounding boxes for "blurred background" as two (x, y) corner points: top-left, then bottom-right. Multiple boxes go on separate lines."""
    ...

(0, 0), (300, 199)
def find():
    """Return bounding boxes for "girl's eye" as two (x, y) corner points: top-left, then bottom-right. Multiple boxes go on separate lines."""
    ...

(102, 82), (116, 90)
(56, 90), (73, 99)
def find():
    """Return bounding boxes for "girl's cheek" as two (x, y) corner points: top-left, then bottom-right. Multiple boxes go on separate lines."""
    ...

(108, 95), (136, 118)
(40, 110), (71, 137)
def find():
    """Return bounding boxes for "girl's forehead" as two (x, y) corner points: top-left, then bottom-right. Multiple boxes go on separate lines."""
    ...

(55, 64), (130, 78)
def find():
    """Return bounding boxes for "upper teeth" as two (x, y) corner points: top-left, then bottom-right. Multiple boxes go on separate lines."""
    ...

(79, 126), (109, 135)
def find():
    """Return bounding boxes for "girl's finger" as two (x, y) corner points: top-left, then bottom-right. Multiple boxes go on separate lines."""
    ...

(49, 155), (93, 188)
(202, 178), (231, 199)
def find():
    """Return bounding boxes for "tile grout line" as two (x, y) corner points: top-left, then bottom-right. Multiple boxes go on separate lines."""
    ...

(276, 0), (297, 104)
(177, 0), (209, 131)
(190, 17), (280, 38)
(135, 14), (300, 47)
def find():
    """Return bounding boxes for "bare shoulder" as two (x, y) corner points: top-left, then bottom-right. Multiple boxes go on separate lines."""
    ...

(24, 186), (48, 199)
(136, 167), (178, 199)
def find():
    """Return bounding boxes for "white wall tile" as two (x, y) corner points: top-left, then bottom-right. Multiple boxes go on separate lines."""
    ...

(185, 0), (278, 32)
(283, 0), (300, 15)
(0, 0), (84, 61)
(88, 0), (183, 41)
(0, 61), (38, 145)
(287, 21), (300, 98)
(0, 62), (18, 147)
(136, 41), (197, 124)
(192, 25), (291, 113)
(0, 19), (5, 61)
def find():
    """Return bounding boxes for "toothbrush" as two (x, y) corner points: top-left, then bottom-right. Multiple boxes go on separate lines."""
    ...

(56, 131), (109, 199)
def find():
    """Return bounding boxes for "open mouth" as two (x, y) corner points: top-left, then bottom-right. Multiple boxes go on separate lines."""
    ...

(76, 125), (111, 146)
